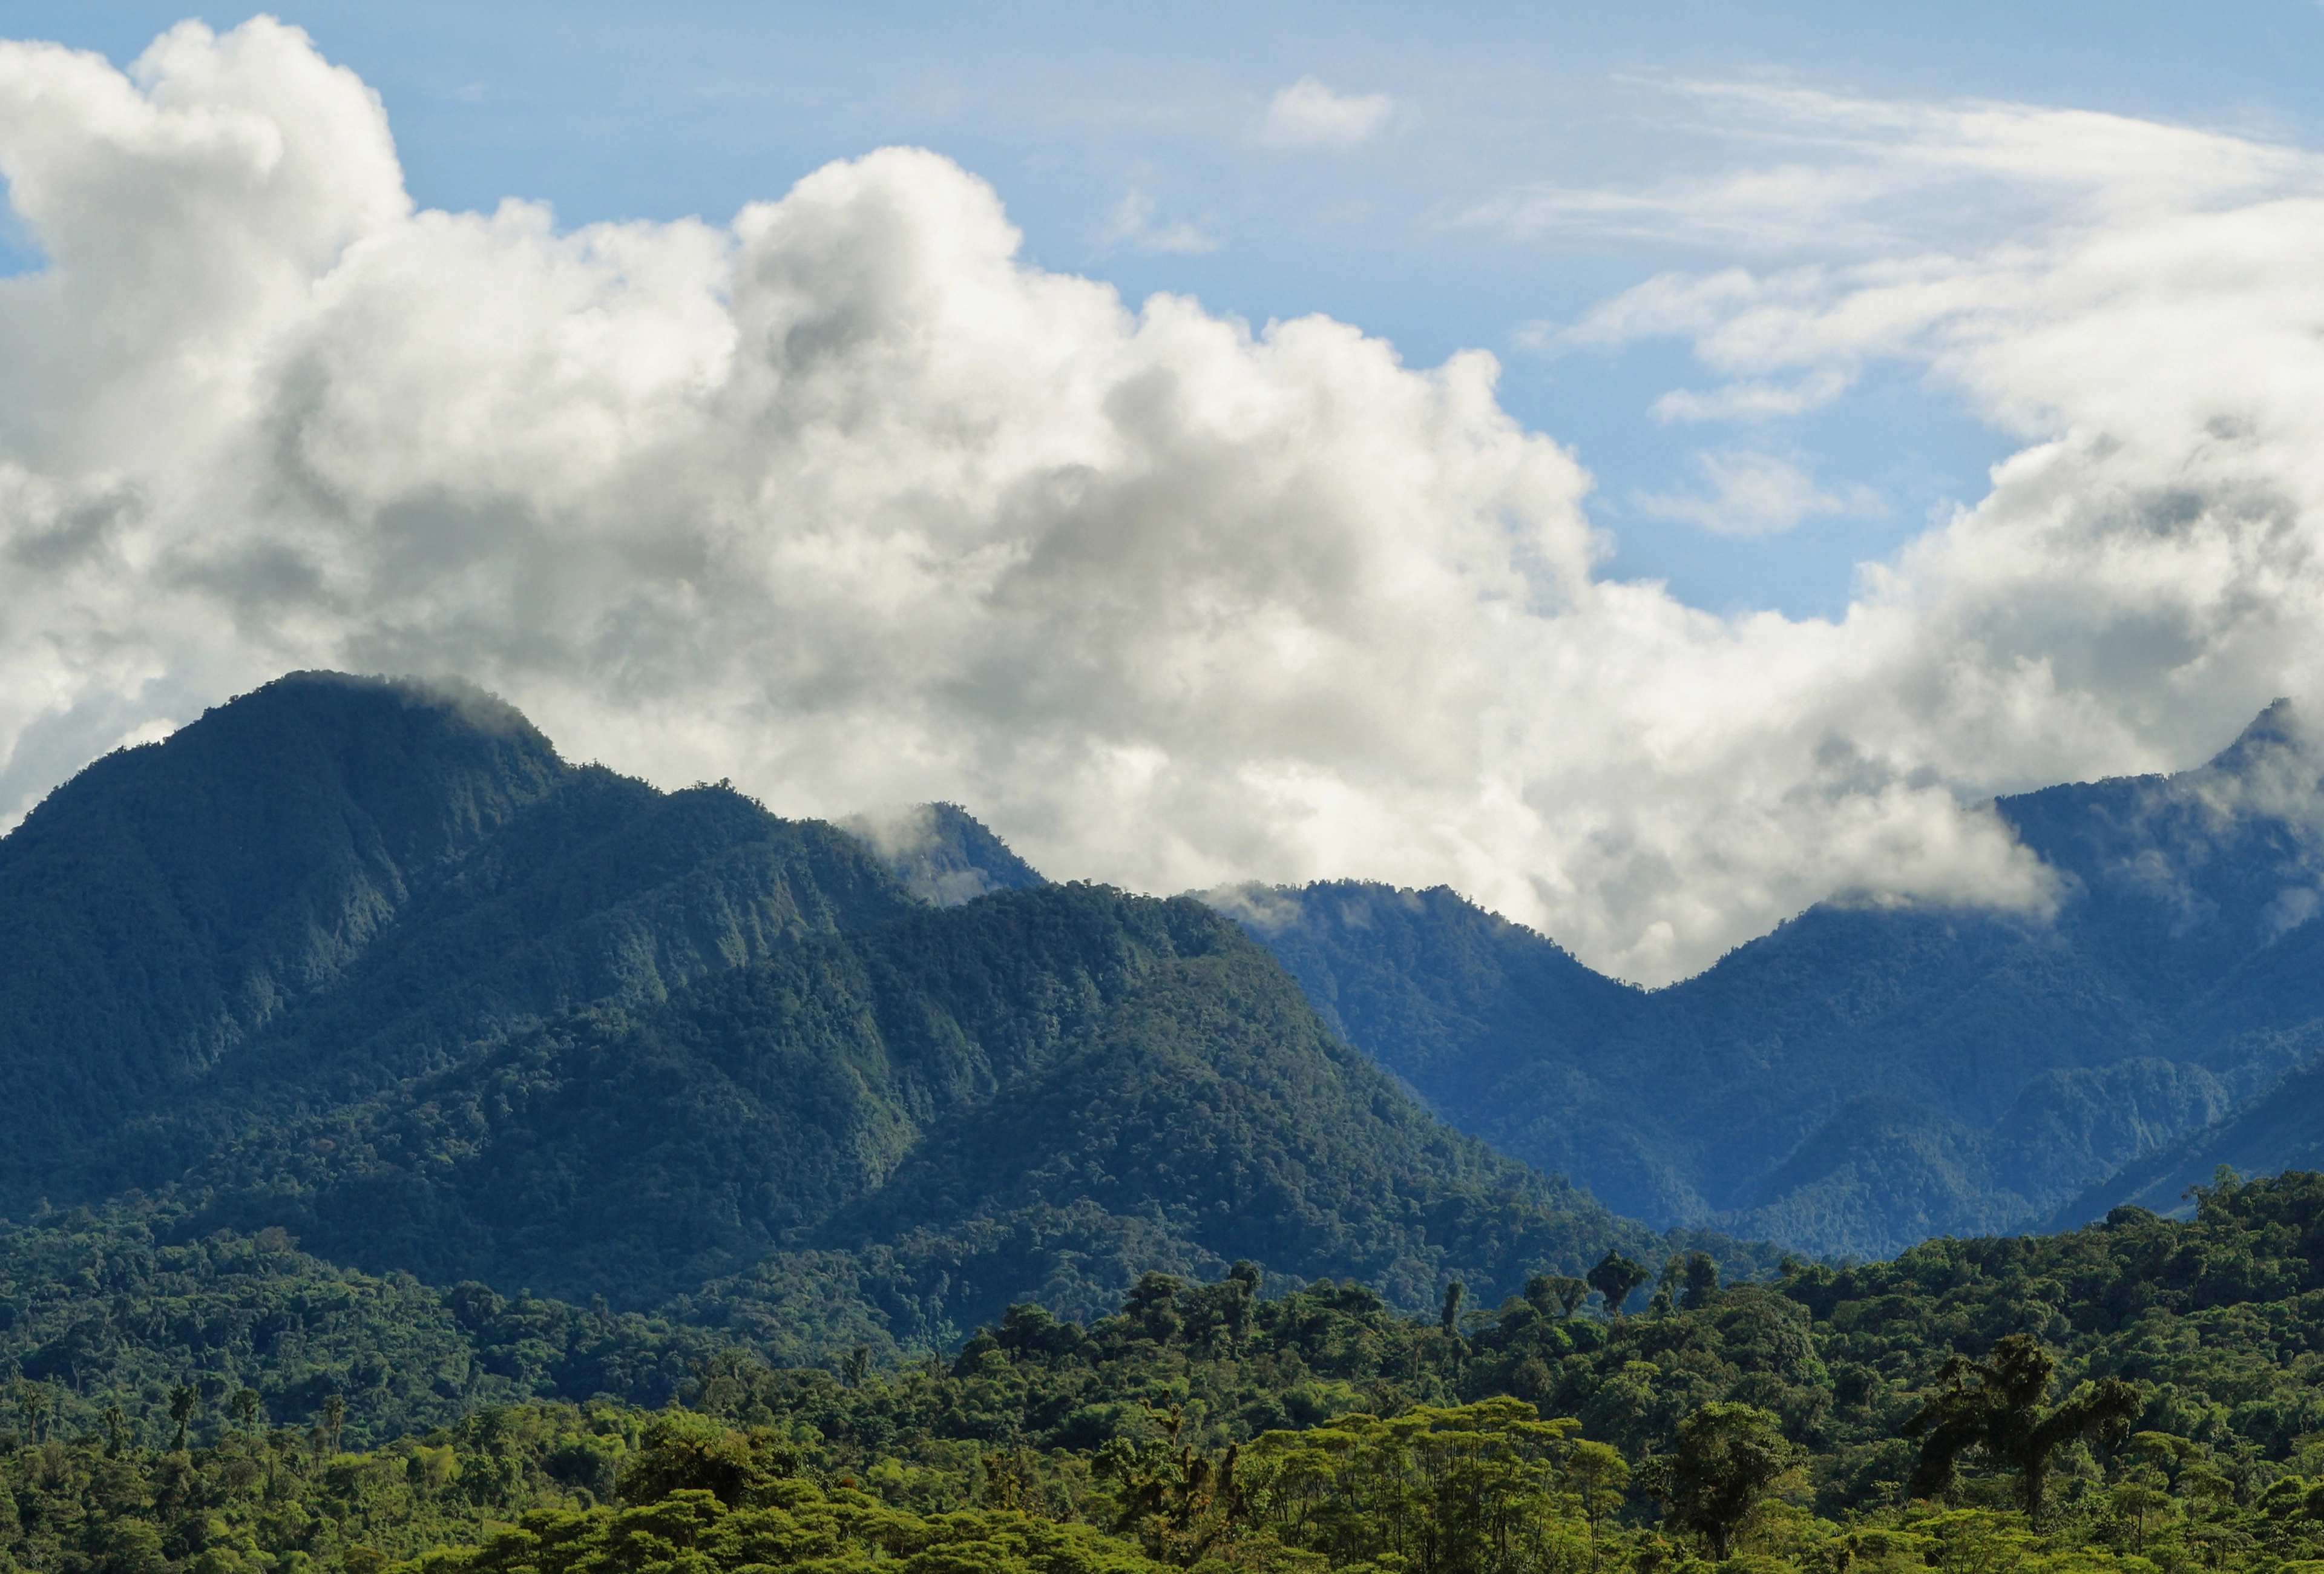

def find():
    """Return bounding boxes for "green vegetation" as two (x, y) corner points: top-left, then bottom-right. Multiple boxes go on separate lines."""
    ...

(177, 880), (1719, 1339)
(0, 1205), (718, 1447)
(21, 1171), (2324, 1574)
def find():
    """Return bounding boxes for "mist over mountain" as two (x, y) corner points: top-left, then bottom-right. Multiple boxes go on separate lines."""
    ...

(1219, 703), (2324, 1258)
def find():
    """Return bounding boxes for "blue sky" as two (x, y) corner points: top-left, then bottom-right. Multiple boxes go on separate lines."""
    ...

(1, 3), (2321, 977)
(10, 1), (2321, 620)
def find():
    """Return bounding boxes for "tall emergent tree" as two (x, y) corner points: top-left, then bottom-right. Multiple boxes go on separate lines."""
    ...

(1903, 1334), (2143, 1519)
(168, 1384), (198, 1453)
(1586, 1251), (1650, 1318)
(1641, 1402), (1804, 1559)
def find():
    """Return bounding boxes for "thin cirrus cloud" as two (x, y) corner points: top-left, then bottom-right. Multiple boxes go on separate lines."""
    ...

(0, 21), (2322, 985)
(1650, 368), (1857, 423)
(1260, 76), (1395, 148)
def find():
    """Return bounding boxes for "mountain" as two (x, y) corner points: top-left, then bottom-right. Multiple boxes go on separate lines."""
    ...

(2060, 1054), (2324, 1222)
(0, 670), (1716, 1362)
(179, 880), (1676, 1339)
(839, 801), (1047, 905)
(1223, 703), (2324, 1257)
(0, 671), (925, 1207)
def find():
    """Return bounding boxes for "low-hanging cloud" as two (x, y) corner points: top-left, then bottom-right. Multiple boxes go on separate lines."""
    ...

(0, 22), (2319, 983)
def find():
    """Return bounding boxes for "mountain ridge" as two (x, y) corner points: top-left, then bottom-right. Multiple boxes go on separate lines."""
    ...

(0, 670), (1724, 1360)
(1214, 702), (2324, 1257)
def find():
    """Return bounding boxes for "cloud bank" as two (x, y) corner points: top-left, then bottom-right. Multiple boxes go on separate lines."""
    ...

(0, 23), (2317, 983)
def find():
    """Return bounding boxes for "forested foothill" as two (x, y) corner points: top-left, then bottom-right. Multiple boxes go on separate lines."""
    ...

(10, 1170), (2324, 1574)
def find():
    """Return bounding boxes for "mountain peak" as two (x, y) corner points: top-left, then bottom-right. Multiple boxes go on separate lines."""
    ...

(2206, 696), (2313, 777)
(840, 801), (1045, 905)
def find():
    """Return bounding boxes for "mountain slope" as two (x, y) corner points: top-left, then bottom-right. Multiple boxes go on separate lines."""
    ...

(0, 672), (926, 1207)
(0, 670), (1717, 1352)
(1226, 703), (2324, 1256)
(179, 883), (1679, 1334)
(0, 674), (564, 1157)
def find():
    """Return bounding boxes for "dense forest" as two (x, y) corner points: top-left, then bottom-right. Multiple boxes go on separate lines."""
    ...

(11, 1169), (2324, 1574)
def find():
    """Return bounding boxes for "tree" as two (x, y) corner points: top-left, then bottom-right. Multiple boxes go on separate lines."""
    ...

(320, 1392), (347, 1457)
(1654, 1254), (1686, 1316)
(168, 1384), (199, 1453)
(1587, 1251), (1649, 1319)
(1440, 1281), (1465, 1336)
(1567, 1438), (1630, 1538)
(1640, 1401), (1803, 1559)
(232, 1388), (263, 1444)
(1526, 1274), (1589, 1319)
(1903, 1333), (2142, 1520)
(1681, 1253), (1719, 1311)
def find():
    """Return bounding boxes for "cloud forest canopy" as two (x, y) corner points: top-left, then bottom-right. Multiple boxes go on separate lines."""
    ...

(8, 1171), (2324, 1574)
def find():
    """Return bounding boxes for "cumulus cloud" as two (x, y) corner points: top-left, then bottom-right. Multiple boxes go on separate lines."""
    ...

(2, 22), (2323, 984)
(1261, 77), (1394, 148)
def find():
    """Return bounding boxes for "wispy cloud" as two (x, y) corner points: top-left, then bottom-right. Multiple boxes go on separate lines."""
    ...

(1466, 81), (2317, 258)
(1102, 188), (1218, 253)
(1652, 369), (1855, 423)
(1261, 76), (1394, 149)
(1635, 449), (1882, 535)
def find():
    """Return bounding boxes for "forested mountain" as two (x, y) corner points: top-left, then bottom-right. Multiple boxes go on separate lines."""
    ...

(1223, 703), (2324, 1257)
(177, 880), (1687, 1339)
(0, 672), (922, 1207)
(0, 671), (1722, 1373)
(18, 670), (2324, 1574)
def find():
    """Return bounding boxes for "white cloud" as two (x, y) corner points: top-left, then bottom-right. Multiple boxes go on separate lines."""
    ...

(1101, 188), (1218, 254)
(6, 23), (2324, 984)
(1635, 449), (1880, 536)
(1261, 77), (1394, 149)
(1650, 368), (1854, 423)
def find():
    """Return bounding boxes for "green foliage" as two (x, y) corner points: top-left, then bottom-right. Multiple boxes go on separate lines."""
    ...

(0, 1208), (718, 1447)
(0, 1400), (642, 1574)
(28, 1184), (2324, 1574)
(1638, 1402), (1802, 1558)
(1901, 1334), (2141, 1515)
(173, 881), (1696, 1333)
